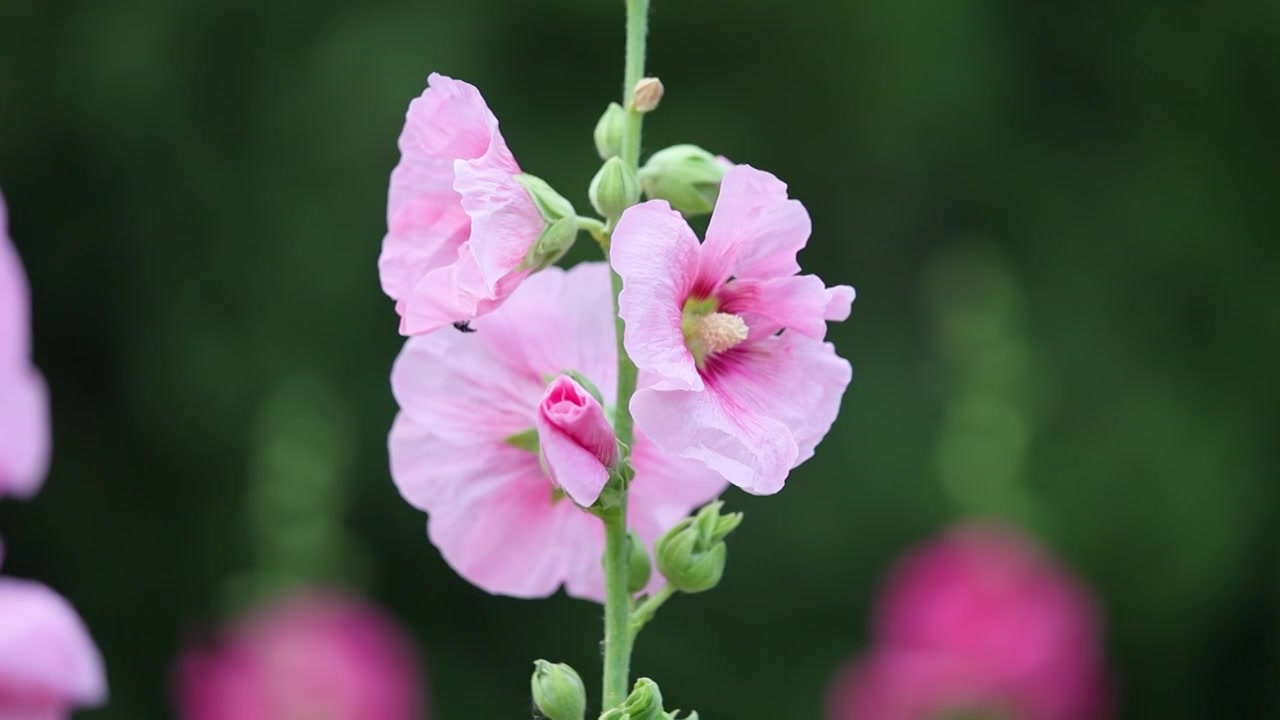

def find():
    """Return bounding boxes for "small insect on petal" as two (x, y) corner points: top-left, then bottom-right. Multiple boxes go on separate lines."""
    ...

(452, 321), (477, 333)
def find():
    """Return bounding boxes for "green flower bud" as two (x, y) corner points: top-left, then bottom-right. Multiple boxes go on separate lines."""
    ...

(654, 501), (742, 594)
(522, 215), (579, 272)
(531, 660), (586, 720)
(627, 529), (652, 594)
(594, 102), (627, 160)
(619, 678), (664, 720)
(590, 157), (641, 219)
(516, 173), (576, 222)
(637, 145), (729, 217)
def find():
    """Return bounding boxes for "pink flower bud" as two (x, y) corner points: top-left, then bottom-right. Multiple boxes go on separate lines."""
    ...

(176, 591), (426, 720)
(536, 375), (619, 507)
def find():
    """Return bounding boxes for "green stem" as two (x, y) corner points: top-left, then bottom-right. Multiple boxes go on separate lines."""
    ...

(629, 584), (676, 638)
(600, 0), (650, 709)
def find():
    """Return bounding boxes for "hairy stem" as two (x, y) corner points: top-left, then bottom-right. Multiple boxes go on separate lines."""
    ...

(601, 0), (650, 710)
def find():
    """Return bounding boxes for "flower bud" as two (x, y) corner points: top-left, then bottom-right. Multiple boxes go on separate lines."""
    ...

(589, 157), (641, 219)
(535, 375), (619, 506)
(531, 660), (586, 720)
(594, 102), (627, 160)
(632, 77), (664, 113)
(637, 145), (729, 217)
(618, 678), (664, 720)
(627, 529), (652, 594)
(515, 173), (576, 222)
(655, 501), (742, 594)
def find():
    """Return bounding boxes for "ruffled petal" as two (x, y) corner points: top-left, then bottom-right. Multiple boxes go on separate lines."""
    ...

(718, 274), (830, 341)
(611, 201), (703, 392)
(0, 368), (49, 500)
(454, 162), (543, 293)
(825, 285), (856, 322)
(0, 196), (31, 365)
(699, 165), (811, 284)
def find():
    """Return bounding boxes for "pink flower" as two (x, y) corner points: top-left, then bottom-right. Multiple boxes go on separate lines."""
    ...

(610, 165), (854, 495)
(175, 591), (426, 720)
(535, 375), (619, 507)
(0, 547), (107, 720)
(378, 73), (558, 336)
(388, 262), (728, 601)
(826, 524), (1110, 720)
(0, 194), (50, 499)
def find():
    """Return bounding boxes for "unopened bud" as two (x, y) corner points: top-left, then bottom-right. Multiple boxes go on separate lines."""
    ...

(531, 660), (586, 720)
(522, 215), (578, 272)
(516, 173), (576, 222)
(632, 77), (664, 113)
(637, 145), (729, 217)
(618, 678), (664, 720)
(655, 501), (742, 594)
(589, 157), (641, 219)
(627, 529), (652, 594)
(594, 102), (627, 160)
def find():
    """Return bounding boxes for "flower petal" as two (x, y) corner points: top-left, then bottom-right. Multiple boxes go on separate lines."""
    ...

(0, 578), (106, 711)
(631, 332), (850, 494)
(0, 368), (50, 500)
(825, 285), (856, 322)
(536, 376), (616, 507)
(454, 162), (543, 293)
(0, 197), (31, 365)
(611, 201), (703, 392)
(718, 274), (830, 341)
(465, 263), (617, 398)
(426, 466), (577, 599)
(699, 165), (811, 283)
(390, 329), (539, 444)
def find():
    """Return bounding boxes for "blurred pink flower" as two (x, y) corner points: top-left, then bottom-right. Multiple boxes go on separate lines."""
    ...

(388, 262), (727, 601)
(176, 591), (425, 720)
(827, 524), (1110, 720)
(535, 375), (619, 507)
(378, 73), (547, 336)
(610, 165), (854, 495)
(0, 193), (50, 499)
(0, 549), (107, 720)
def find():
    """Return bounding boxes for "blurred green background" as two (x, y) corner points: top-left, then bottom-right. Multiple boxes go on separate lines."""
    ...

(1, 0), (1278, 717)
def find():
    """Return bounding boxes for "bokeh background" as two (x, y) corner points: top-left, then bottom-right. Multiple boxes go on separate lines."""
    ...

(2, 0), (1278, 717)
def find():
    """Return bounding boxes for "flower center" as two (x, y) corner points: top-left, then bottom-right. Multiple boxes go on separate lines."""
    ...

(682, 297), (748, 365)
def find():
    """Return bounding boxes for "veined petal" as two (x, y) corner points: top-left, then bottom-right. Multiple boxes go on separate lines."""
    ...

(611, 201), (703, 392)
(455, 162), (544, 294)
(700, 165), (811, 284)
(719, 274), (830, 341)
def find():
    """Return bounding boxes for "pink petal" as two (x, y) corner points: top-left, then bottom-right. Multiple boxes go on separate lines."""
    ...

(426, 461), (578, 599)
(630, 333), (851, 494)
(629, 430), (729, 530)
(380, 73), (524, 335)
(699, 165), (811, 284)
(718, 274), (830, 341)
(0, 197), (31, 365)
(454, 162), (544, 293)
(0, 579), (106, 714)
(390, 328), (540, 445)
(611, 201), (703, 392)
(469, 263), (617, 397)
(536, 376), (617, 507)
(825, 285), (856, 321)
(0, 369), (50, 500)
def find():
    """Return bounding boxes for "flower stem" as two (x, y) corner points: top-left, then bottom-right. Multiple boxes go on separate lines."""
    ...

(601, 0), (650, 710)
(629, 584), (676, 639)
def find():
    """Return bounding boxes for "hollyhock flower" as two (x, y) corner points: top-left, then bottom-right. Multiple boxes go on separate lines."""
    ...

(388, 261), (727, 601)
(611, 165), (854, 495)
(826, 524), (1110, 720)
(175, 591), (426, 720)
(379, 73), (574, 336)
(535, 375), (619, 507)
(0, 546), (107, 719)
(0, 193), (50, 499)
